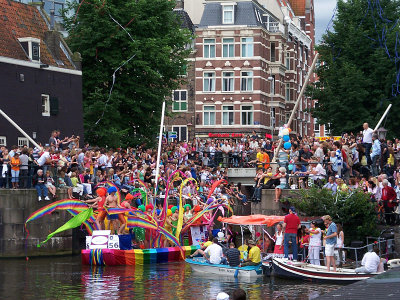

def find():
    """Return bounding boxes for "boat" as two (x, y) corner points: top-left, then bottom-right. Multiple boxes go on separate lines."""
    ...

(186, 257), (263, 279)
(82, 245), (199, 266)
(271, 257), (381, 282)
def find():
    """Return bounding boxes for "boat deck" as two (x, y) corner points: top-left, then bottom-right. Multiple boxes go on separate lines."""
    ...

(317, 268), (400, 300)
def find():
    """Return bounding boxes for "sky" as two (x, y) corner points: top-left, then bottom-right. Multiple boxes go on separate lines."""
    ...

(314, 0), (338, 43)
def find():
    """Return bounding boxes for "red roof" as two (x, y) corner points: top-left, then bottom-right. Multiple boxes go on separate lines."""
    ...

(287, 0), (306, 16)
(0, 0), (75, 69)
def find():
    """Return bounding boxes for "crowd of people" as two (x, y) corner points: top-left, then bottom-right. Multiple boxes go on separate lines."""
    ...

(1, 123), (399, 225)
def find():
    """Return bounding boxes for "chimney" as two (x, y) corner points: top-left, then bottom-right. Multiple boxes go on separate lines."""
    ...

(44, 30), (61, 61)
(50, 6), (55, 30)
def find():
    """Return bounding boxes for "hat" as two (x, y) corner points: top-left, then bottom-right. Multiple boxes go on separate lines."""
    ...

(145, 204), (154, 211)
(107, 186), (117, 194)
(138, 205), (145, 212)
(194, 205), (201, 212)
(335, 175), (340, 179)
(125, 193), (134, 201)
(96, 187), (107, 197)
(289, 206), (296, 213)
(216, 292), (229, 300)
(248, 239), (256, 245)
(184, 204), (192, 210)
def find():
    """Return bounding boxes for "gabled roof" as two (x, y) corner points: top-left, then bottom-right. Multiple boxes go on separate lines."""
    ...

(276, 0), (295, 18)
(199, 1), (278, 29)
(0, 0), (76, 69)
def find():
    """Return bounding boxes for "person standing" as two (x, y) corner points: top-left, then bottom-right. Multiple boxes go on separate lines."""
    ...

(283, 207), (301, 261)
(371, 134), (381, 177)
(381, 179), (398, 225)
(362, 123), (374, 165)
(273, 223), (284, 256)
(10, 152), (21, 189)
(19, 149), (29, 188)
(306, 221), (322, 265)
(323, 215), (337, 272)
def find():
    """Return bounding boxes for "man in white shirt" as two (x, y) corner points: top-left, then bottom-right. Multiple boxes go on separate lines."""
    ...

(203, 238), (223, 264)
(355, 248), (382, 274)
(36, 146), (51, 173)
(362, 123), (374, 165)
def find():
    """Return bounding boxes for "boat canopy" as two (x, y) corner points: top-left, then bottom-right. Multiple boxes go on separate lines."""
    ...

(218, 215), (284, 227)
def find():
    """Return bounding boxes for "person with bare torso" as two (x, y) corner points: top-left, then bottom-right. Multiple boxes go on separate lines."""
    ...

(104, 186), (126, 234)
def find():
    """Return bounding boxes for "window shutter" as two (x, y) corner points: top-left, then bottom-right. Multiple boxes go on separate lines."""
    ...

(50, 97), (59, 116)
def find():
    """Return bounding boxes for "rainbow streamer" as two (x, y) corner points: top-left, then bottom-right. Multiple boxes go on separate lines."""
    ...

(127, 179), (149, 205)
(176, 178), (197, 239)
(93, 181), (122, 205)
(25, 199), (89, 236)
(90, 249), (105, 266)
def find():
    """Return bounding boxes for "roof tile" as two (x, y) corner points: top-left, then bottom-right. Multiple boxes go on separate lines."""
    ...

(0, 0), (75, 69)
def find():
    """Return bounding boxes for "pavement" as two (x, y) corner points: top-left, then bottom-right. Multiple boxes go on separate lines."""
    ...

(318, 268), (400, 300)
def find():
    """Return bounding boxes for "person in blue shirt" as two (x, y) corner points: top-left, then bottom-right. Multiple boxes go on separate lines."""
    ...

(323, 176), (338, 194)
(371, 134), (381, 176)
(323, 215), (338, 272)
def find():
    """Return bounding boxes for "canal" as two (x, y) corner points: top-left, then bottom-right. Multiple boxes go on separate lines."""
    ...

(0, 256), (341, 299)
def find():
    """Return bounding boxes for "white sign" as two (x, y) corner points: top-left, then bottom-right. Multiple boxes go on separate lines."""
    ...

(190, 225), (208, 246)
(86, 230), (121, 250)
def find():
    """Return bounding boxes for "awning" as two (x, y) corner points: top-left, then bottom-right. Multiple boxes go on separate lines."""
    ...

(218, 215), (285, 227)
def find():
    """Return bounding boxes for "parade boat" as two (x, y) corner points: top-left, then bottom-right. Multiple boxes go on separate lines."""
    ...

(271, 257), (381, 282)
(185, 257), (263, 279)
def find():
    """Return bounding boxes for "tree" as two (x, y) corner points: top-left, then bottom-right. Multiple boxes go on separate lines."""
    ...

(63, 0), (192, 147)
(285, 187), (378, 244)
(311, 0), (400, 136)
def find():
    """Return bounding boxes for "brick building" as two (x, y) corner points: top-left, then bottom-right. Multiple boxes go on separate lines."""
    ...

(169, 0), (317, 141)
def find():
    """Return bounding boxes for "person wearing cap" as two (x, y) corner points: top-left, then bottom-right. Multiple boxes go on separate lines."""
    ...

(283, 206), (301, 261)
(241, 239), (261, 266)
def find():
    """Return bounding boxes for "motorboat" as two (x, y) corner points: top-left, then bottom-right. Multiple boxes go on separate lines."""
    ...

(186, 257), (263, 279)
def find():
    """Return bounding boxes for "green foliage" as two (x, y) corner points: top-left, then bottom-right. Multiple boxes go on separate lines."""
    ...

(311, 0), (400, 137)
(285, 187), (378, 243)
(63, 0), (192, 147)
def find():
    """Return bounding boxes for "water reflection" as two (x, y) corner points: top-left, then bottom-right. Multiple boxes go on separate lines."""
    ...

(0, 256), (341, 299)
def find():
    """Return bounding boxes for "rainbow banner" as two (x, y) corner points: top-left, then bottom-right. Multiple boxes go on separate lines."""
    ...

(25, 199), (89, 236)
(67, 209), (98, 235)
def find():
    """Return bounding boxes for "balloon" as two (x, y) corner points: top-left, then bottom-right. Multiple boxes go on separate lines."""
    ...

(167, 209), (172, 217)
(284, 142), (292, 150)
(207, 198), (214, 205)
(282, 129), (289, 136)
(217, 231), (224, 238)
(283, 135), (290, 142)
(288, 128), (292, 133)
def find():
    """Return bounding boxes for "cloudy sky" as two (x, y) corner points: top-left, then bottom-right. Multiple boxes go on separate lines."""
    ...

(314, 0), (338, 43)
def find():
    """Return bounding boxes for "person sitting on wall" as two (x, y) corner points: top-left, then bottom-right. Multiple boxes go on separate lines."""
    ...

(33, 169), (50, 201)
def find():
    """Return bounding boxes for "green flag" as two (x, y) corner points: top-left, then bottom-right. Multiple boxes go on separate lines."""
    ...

(37, 208), (93, 247)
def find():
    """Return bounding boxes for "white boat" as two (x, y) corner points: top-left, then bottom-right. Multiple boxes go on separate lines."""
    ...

(272, 257), (381, 282)
(186, 258), (263, 279)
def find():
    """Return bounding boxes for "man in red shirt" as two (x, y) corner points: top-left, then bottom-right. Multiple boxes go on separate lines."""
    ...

(381, 179), (398, 225)
(283, 206), (301, 260)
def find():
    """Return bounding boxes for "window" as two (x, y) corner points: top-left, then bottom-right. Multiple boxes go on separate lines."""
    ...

(270, 107), (276, 127)
(222, 106), (234, 125)
(241, 37), (253, 57)
(172, 126), (188, 142)
(222, 38), (234, 57)
(299, 45), (303, 62)
(271, 43), (276, 62)
(271, 75), (275, 94)
(285, 52), (290, 69)
(18, 137), (29, 147)
(285, 113), (290, 124)
(222, 71), (234, 92)
(18, 37), (41, 62)
(203, 39), (216, 58)
(41, 94), (50, 116)
(203, 106), (216, 125)
(241, 106), (253, 125)
(203, 72), (216, 92)
(325, 123), (332, 136)
(0, 136), (6, 146)
(172, 90), (187, 111)
(240, 71), (253, 91)
(222, 5), (234, 24)
(314, 118), (319, 133)
(285, 83), (290, 101)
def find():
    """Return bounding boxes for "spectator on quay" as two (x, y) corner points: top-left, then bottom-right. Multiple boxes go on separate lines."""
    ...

(371, 134), (381, 177)
(274, 167), (287, 202)
(45, 169), (57, 199)
(283, 206), (300, 261)
(36, 146), (51, 173)
(323, 215), (337, 272)
(323, 176), (338, 194)
(333, 141), (343, 177)
(362, 123), (374, 165)
(19, 149), (29, 189)
(1, 148), (10, 188)
(10, 152), (21, 189)
(33, 169), (50, 201)
(381, 179), (398, 225)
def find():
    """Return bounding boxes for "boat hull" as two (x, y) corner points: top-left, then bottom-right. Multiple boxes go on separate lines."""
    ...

(272, 258), (377, 283)
(82, 245), (199, 266)
(186, 258), (263, 279)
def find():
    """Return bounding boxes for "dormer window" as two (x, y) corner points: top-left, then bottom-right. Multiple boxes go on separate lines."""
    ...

(18, 37), (41, 62)
(222, 4), (235, 24)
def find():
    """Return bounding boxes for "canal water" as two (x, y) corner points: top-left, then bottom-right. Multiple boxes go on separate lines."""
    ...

(0, 256), (341, 299)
